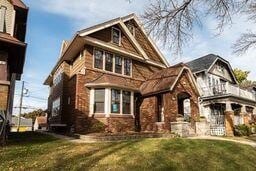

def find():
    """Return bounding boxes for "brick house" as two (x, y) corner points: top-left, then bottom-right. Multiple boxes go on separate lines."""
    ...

(0, 0), (28, 143)
(44, 14), (200, 134)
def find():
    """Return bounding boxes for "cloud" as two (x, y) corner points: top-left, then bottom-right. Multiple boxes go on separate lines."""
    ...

(26, 0), (151, 30)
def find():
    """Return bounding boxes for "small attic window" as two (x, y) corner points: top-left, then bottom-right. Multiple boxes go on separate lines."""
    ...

(127, 24), (135, 36)
(112, 27), (121, 46)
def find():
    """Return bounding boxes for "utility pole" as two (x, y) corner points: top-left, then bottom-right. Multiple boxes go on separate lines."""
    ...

(17, 81), (25, 132)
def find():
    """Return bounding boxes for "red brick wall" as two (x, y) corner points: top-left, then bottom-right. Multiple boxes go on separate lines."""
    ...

(140, 71), (199, 132)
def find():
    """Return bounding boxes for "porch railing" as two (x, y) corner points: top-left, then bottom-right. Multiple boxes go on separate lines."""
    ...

(201, 83), (256, 101)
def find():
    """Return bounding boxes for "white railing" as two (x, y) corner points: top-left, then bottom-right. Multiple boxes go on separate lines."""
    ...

(201, 83), (256, 101)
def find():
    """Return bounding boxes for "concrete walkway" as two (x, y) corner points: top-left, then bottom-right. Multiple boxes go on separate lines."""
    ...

(189, 136), (256, 148)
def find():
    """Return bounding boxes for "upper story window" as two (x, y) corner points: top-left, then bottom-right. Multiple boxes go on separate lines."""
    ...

(105, 52), (113, 72)
(124, 58), (131, 76)
(112, 27), (121, 45)
(53, 69), (63, 86)
(0, 6), (7, 32)
(52, 97), (60, 117)
(115, 55), (122, 74)
(94, 88), (105, 113)
(94, 49), (104, 69)
(127, 24), (135, 36)
(93, 48), (132, 77)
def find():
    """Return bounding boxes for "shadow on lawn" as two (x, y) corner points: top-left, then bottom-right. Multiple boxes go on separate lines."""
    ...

(7, 131), (58, 146)
(47, 140), (142, 170)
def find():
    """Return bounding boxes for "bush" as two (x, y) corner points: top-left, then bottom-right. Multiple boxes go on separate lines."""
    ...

(234, 124), (252, 136)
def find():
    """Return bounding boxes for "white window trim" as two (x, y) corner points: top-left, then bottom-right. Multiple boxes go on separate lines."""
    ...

(89, 88), (134, 117)
(111, 27), (121, 46)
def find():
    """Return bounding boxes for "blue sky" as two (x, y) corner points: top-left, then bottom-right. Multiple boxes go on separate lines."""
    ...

(13, 0), (256, 114)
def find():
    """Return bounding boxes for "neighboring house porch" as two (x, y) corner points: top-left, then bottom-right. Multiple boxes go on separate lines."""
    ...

(187, 54), (256, 136)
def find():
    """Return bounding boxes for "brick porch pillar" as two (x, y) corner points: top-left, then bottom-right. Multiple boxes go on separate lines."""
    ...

(241, 105), (249, 125)
(225, 102), (234, 136)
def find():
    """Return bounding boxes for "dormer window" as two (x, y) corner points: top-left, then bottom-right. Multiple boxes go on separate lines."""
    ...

(112, 27), (121, 45)
(0, 6), (7, 32)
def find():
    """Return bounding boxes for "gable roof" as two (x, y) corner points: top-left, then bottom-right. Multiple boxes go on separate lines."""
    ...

(140, 63), (200, 97)
(44, 14), (169, 85)
(186, 54), (218, 73)
(79, 13), (169, 66)
(186, 54), (238, 84)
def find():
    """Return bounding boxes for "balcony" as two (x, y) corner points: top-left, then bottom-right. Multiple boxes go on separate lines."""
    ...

(200, 83), (256, 101)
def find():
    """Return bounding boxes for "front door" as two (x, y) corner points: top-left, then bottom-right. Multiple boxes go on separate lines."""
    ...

(210, 104), (226, 136)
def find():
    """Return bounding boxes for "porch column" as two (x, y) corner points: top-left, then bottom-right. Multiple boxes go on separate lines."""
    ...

(224, 102), (234, 136)
(241, 105), (249, 125)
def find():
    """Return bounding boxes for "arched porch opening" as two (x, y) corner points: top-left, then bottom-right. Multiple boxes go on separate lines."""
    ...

(177, 92), (191, 121)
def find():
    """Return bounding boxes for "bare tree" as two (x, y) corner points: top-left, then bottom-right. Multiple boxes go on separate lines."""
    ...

(141, 0), (255, 54)
(233, 1), (256, 54)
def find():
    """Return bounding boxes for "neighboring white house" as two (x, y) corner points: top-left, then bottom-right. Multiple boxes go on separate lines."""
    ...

(187, 54), (256, 136)
(34, 116), (47, 131)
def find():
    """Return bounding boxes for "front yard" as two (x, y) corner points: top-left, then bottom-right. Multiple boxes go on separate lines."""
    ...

(1, 132), (256, 171)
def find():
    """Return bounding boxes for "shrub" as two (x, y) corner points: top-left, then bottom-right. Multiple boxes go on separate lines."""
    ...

(234, 124), (251, 136)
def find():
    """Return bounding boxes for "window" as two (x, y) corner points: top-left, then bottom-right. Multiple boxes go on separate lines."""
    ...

(124, 58), (131, 76)
(53, 69), (62, 86)
(111, 89), (121, 113)
(94, 89), (105, 113)
(122, 91), (131, 114)
(127, 24), (135, 36)
(94, 49), (104, 69)
(105, 52), (113, 72)
(156, 95), (164, 122)
(115, 56), (122, 74)
(208, 76), (211, 87)
(52, 98), (60, 117)
(0, 6), (7, 32)
(112, 27), (121, 45)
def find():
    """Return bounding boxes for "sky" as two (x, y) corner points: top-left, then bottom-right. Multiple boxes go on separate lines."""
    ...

(13, 0), (256, 115)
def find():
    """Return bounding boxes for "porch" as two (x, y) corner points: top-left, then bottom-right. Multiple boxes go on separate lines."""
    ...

(201, 82), (256, 101)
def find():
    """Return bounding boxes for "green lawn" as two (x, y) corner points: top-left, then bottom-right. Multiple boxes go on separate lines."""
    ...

(1, 132), (256, 171)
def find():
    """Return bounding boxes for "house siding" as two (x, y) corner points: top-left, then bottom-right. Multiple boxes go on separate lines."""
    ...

(0, 0), (15, 35)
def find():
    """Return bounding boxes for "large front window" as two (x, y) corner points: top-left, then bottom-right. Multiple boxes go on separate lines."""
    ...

(94, 89), (105, 113)
(94, 49), (103, 69)
(52, 98), (60, 117)
(91, 88), (133, 115)
(111, 89), (120, 113)
(123, 91), (131, 114)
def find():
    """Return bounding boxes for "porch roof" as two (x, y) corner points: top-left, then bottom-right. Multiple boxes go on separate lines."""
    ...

(140, 63), (199, 97)
(85, 73), (142, 91)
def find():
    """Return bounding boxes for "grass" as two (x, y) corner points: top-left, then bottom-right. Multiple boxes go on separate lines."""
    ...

(1, 132), (256, 171)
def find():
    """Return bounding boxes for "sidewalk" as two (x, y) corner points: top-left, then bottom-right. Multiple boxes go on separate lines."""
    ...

(189, 136), (256, 148)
